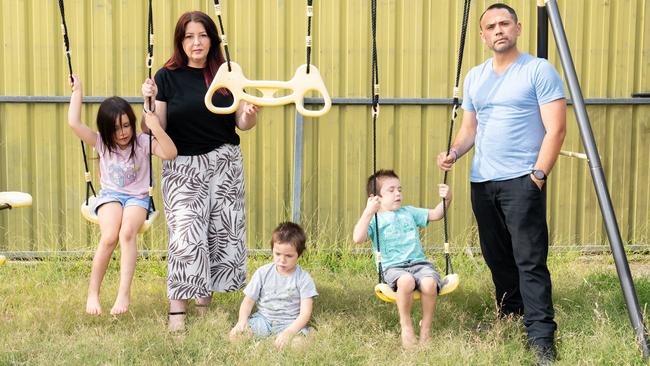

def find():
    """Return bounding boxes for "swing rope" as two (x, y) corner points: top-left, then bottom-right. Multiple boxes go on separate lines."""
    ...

(370, 0), (384, 284)
(57, 0), (97, 206)
(205, 0), (330, 117)
(212, 0), (232, 72)
(58, 0), (157, 227)
(306, 0), (314, 73)
(442, 0), (472, 276)
(145, 0), (156, 220)
(370, 0), (470, 293)
(212, 0), (315, 74)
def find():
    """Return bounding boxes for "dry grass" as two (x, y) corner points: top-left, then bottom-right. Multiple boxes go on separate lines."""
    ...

(0, 251), (648, 365)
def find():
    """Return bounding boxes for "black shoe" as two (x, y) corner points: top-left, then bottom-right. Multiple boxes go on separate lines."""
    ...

(532, 344), (556, 366)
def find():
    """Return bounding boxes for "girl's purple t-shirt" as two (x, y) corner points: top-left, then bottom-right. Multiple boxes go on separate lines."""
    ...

(95, 133), (151, 198)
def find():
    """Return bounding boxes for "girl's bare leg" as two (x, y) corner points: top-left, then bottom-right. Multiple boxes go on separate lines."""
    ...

(110, 206), (147, 315)
(86, 203), (122, 315)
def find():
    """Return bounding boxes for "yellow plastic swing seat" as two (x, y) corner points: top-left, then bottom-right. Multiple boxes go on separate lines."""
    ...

(374, 273), (460, 303)
(81, 196), (159, 234)
(0, 192), (33, 209)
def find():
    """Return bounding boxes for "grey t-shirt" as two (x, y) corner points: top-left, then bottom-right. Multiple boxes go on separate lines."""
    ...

(243, 263), (318, 323)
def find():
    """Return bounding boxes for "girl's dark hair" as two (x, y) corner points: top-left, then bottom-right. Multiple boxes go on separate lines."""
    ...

(96, 97), (137, 157)
(164, 11), (228, 94)
(271, 222), (307, 256)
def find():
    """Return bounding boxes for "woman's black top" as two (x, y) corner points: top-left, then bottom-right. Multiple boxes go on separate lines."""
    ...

(155, 66), (239, 156)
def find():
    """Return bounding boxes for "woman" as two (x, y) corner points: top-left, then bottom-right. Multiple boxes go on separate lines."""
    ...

(142, 11), (259, 331)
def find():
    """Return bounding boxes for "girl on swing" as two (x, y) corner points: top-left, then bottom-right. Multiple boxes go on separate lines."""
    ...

(67, 74), (177, 316)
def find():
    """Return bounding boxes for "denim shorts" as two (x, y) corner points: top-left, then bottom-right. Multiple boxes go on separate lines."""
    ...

(248, 312), (309, 337)
(93, 189), (151, 215)
(383, 261), (442, 293)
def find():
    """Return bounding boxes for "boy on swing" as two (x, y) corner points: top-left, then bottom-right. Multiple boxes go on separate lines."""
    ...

(353, 170), (452, 348)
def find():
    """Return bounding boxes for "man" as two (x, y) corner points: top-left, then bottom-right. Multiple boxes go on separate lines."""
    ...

(437, 3), (566, 363)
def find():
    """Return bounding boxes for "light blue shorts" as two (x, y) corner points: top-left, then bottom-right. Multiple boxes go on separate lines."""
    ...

(93, 189), (151, 215)
(248, 312), (309, 337)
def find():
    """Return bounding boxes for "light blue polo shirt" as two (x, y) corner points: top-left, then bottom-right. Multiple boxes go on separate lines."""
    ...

(367, 206), (429, 269)
(462, 52), (565, 182)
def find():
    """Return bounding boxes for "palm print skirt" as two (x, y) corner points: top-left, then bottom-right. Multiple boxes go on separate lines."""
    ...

(162, 144), (247, 300)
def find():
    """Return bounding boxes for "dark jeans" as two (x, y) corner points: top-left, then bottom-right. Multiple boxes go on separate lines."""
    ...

(471, 174), (556, 347)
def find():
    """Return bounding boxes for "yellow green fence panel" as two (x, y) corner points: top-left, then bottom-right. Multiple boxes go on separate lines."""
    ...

(1, 0), (649, 252)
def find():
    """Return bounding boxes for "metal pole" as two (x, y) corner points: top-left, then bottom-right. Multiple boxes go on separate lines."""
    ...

(2, 95), (650, 105)
(546, 0), (650, 357)
(291, 110), (304, 224)
(537, 0), (548, 59)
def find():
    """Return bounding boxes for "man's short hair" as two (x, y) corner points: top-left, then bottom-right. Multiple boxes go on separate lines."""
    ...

(366, 170), (399, 197)
(271, 222), (307, 256)
(480, 3), (519, 28)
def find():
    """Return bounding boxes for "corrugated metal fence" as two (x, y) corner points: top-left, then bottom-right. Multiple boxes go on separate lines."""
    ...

(1, 0), (649, 252)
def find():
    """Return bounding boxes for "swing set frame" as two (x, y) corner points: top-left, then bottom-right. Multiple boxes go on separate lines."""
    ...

(40, 0), (650, 358)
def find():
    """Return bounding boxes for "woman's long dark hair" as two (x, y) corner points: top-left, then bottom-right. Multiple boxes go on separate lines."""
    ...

(96, 97), (137, 157)
(164, 11), (227, 91)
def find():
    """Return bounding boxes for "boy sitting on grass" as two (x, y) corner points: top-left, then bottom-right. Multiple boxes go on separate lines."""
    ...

(352, 170), (452, 348)
(229, 222), (318, 349)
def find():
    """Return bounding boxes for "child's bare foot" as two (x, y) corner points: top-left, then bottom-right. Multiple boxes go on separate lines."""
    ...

(110, 295), (130, 315)
(168, 312), (186, 332)
(86, 295), (102, 315)
(419, 324), (432, 345)
(401, 327), (418, 349)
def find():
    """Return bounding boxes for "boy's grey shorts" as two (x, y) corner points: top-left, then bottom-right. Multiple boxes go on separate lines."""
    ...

(383, 261), (442, 293)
